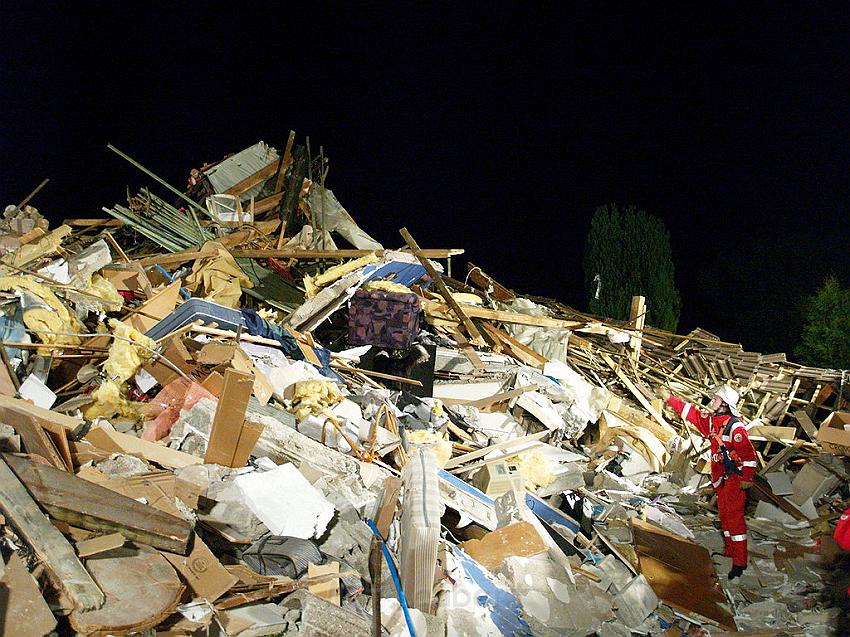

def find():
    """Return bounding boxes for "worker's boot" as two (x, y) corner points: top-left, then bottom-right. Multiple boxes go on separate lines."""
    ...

(727, 565), (746, 580)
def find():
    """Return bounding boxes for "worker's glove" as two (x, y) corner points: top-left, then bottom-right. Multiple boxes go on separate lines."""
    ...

(656, 386), (671, 402)
(740, 481), (753, 490)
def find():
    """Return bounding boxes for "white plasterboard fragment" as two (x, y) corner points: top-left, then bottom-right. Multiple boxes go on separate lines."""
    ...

(381, 598), (428, 637)
(18, 374), (56, 409)
(614, 574), (658, 628)
(516, 391), (564, 431)
(135, 367), (159, 394)
(234, 463), (335, 538)
(433, 381), (504, 402)
(522, 590), (550, 623)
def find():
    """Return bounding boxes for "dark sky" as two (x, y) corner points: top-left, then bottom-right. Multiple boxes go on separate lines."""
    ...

(3, 5), (850, 356)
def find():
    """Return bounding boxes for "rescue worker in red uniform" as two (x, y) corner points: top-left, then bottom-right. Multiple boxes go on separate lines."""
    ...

(658, 384), (757, 579)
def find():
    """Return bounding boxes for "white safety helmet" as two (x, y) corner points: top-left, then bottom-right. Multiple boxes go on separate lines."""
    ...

(712, 384), (741, 416)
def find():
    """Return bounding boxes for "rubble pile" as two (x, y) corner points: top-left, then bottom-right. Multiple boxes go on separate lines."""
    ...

(0, 136), (847, 637)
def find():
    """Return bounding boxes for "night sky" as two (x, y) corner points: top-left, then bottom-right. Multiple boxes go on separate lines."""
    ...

(3, 5), (850, 356)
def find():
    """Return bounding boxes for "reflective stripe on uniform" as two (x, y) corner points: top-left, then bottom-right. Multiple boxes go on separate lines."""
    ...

(730, 534), (747, 542)
(723, 531), (730, 537)
(742, 461), (757, 467)
(681, 403), (692, 421)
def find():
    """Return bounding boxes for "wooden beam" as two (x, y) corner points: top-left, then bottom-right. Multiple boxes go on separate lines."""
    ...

(629, 295), (646, 364)
(223, 160), (281, 196)
(465, 262), (515, 301)
(400, 227), (485, 346)
(0, 455), (104, 611)
(443, 431), (550, 470)
(423, 299), (584, 330)
(232, 247), (464, 260)
(479, 321), (547, 368)
(6, 454), (194, 554)
(601, 353), (672, 431)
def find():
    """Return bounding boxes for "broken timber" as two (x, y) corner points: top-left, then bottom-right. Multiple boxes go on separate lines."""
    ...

(0, 454), (104, 611)
(5, 454), (193, 553)
(401, 227), (486, 346)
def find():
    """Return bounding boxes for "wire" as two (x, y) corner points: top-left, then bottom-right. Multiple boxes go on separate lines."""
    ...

(364, 518), (417, 637)
(22, 328), (193, 383)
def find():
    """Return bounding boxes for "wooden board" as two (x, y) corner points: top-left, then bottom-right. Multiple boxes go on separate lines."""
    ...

(0, 552), (58, 636)
(204, 369), (254, 467)
(631, 518), (737, 631)
(0, 455), (104, 611)
(400, 227), (485, 346)
(792, 409), (819, 440)
(84, 426), (202, 470)
(5, 454), (193, 554)
(76, 533), (125, 558)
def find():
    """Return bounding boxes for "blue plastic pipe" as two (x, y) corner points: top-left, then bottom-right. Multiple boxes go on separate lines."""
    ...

(364, 518), (417, 637)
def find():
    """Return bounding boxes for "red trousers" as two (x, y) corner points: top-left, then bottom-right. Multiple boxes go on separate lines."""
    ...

(716, 475), (748, 567)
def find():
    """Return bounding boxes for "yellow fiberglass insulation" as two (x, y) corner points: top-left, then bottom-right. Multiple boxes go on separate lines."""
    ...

(184, 241), (253, 308)
(407, 430), (453, 467)
(83, 380), (141, 420)
(509, 450), (556, 490)
(0, 276), (83, 346)
(83, 274), (124, 312)
(289, 380), (344, 422)
(362, 280), (413, 295)
(104, 319), (157, 383)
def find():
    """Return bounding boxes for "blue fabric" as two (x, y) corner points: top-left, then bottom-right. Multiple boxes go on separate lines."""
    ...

(240, 309), (339, 380)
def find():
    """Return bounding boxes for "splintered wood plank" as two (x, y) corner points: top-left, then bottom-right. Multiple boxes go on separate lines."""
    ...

(0, 455), (104, 611)
(465, 262), (516, 301)
(5, 454), (193, 554)
(450, 328), (485, 369)
(601, 353), (672, 431)
(631, 518), (736, 631)
(0, 552), (58, 636)
(76, 533), (125, 558)
(479, 321), (547, 368)
(629, 295), (646, 364)
(223, 160), (281, 196)
(84, 426), (202, 469)
(400, 227), (486, 346)
(792, 409), (819, 440)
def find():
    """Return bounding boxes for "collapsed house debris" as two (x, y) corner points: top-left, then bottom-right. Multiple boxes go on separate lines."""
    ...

(0, 134), (847, 637)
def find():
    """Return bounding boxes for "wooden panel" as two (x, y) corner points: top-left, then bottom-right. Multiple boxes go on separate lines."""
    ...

(631, 518), (736, 631)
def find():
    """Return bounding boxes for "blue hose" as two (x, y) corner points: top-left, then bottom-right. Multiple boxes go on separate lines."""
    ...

(152, 265), (192, 300)
(365, 518), (417, 637)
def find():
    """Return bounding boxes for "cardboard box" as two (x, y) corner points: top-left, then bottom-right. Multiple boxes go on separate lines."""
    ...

(817, 411), (850, 456)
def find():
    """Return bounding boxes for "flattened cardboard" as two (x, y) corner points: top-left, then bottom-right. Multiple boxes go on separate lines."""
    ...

(307, 561), (340, 606)
(205, 369), (254, 467)
(161, 535), (237, 602)
(817, 411), (850, 456)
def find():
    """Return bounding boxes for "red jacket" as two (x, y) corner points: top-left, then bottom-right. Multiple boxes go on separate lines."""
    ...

(666, 395), (758, 488)
(836, 507), (850, 550)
